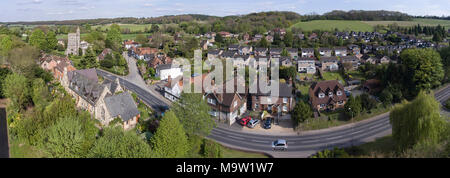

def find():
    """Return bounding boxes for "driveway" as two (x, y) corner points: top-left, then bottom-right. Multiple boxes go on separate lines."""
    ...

(0, 107), (9, 158)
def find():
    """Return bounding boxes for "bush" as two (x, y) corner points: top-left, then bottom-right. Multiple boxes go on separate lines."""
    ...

(445, 99), (450, 110)
(100, 59), (114, 68)
(201, 139), (223, 158)
(310, 147), (349, 158)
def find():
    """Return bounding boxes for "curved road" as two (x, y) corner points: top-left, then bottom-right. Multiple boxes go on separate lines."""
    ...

(97, 67), (450, 157)
(208, 86), (450, 157)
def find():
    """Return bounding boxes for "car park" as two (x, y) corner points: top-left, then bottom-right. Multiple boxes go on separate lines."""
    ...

(272, 139), (288, 151)
(263, 117), (273, 129)
(247, 119), (260, 128)
(239, 116), (252, 126)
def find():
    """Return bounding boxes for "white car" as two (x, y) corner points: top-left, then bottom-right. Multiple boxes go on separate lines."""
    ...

(246, 119), (260, 128)
(272, 139), (288, 151)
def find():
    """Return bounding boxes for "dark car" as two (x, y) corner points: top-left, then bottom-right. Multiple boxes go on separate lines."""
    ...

(263, 118), (273, 129)
(239, 116), (252, 126)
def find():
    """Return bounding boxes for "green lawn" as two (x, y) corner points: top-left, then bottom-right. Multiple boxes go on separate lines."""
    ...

(221, 146), (270, 158)
(321, 72), (345, 84)
(9, 138), (46, 158)
(363, 18), (450, 29)
(56, 33), (152, 41)
(345, 135), (396, 158)
(290, 20), (374, 32)
(92, 24), (159, 33)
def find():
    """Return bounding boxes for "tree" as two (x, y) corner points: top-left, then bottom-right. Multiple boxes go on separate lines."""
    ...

(80, 48), (98, 69)
(0, 35), (13, 56)
(258, 37), (269, 48)
(279, 66), (296, 80)
(390, 91), (446, 151)
(400, 49), (444, 97)
(150, 24), (160, 33)
(360, 93), (377, 111)
(29, 29), (46, 50)
(432, 32), (442, 42)
(6, 46), (40, 76)
(135, 34), (149, 44)
(439, 46), (450, 83)
(292, 101), (312, 123)
(379, 89), (393, 107)
(281, 48), (289, 57)
(31, 78), (49, 108)
(3, 73), (29, 113)
(215, 33), (224, 44)
(43, 117), (85, 158)
(172, 93), (215, 136)
(105, 24), (122, 51)
(344, 95), (362, 119)
(88, 127), (153, 158)
(45, 31), (58, 52)
(0, 68), (11, 98)
(284, 31), (293, 47)
(151, 111), (189, 158)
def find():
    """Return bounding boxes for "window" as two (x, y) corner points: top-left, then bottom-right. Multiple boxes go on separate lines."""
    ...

(328, 92), (333, 97)
(283, 98), (288, 103)
(255, 104), (259, 109)
(320, 104), (325, 108)
(338, 101), (344, 105)
(319, 93), (325, 98)
(337, 91), (342, 96)
(283, 106), (288, 112)
(208, 98), (216, 105)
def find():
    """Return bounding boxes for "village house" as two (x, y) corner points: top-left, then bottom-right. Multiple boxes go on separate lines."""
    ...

(53, 60), (76, 82)
(249, 81), (294, 114)
(341, 56), (360, 71)
(123, 40), (140, 50)
(318, 48), (333, 57)
(321, 57), (339, 71)
(297, 57), (317, 74)
(309, 80), (347, 111)
(238, 46), (253, 55)
(218, 31), (232, 38)
(334, 47), (348, 57)
(221, 50), (238, 59)
(379, 56), (391, 64)
(269, 48), (283, 58)
(207, 49), (223, 59)
(271, 28), (286, 36)
(286, 48), (299, 60)
(200, 40), (209, 50)
(155, 63), (183, 81)
(254, 47), (268, 56)
(97, 48), (113, 61)
(301, 48), (315, 58)
(148, 53), (172, 69)
(64, 69), (140, 130)
(266, 35), (274, 43)
(134, 47), (158, 60)
(163, 76), (183, 101)
(253, 34), (264, 42)
(348, 44), (361, 55)
(232, 55), (251, 68)
(361, 55), (378, 65)
(205, 78), (247, 125)
(228, 44), (239, 51)
(279, 56), (293, 67)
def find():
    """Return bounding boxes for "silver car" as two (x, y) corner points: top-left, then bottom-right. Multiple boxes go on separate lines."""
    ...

(272, 139), (288, 151)
(246, 119), (260, 128)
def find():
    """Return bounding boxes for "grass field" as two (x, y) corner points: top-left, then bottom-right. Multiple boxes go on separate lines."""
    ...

(92, 24), (158, 33)
(56, 33), (152, 40)
(290, 20), (374, 32)
(363, 18), (450, 29)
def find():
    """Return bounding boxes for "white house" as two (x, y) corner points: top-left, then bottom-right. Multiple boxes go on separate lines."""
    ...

(156, 64), (183, 81)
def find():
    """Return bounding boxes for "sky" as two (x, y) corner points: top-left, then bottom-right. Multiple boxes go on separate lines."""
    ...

(1, 0), (449, 22)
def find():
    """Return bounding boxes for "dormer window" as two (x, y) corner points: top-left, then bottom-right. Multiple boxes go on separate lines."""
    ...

(337, 91), (342, 96)
(328, 92), (333, 97)
(318, 93), (325, 98)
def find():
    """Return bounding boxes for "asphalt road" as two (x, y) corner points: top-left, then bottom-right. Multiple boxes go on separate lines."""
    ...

(208, 85), (450, 157)
(0, 108), (9, 158)
(96, 69), (170, 113)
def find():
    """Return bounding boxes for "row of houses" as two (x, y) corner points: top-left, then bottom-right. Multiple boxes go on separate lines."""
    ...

(163, 74), (295, 125)
(39, 54), (140, 130)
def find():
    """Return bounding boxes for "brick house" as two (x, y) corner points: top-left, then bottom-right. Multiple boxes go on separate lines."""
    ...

(309, 80), (347, 111)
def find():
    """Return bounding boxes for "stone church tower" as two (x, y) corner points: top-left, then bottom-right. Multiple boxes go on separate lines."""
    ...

(65, 27), (80, 56)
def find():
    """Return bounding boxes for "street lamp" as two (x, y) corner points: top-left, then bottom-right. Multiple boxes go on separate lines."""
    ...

(348, 107), (354, 146)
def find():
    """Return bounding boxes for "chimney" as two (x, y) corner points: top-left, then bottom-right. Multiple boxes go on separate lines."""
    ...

(167, 75), (172, 84)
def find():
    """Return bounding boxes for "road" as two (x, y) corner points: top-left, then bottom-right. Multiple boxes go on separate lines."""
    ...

(208, 85), (450, 158)
(0, 108), (9, 158)
(96, 69), (170, 113)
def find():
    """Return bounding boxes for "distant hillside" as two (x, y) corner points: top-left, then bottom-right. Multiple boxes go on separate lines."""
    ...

(303, 10), (412, 21)
(290, 20), (374, 32)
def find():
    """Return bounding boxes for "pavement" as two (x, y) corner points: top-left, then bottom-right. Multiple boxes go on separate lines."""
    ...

(208, 84), (450, 158)
(0, 107), (9, 158)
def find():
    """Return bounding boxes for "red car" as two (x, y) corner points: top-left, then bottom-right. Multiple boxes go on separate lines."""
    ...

(239, 116), (252, 126)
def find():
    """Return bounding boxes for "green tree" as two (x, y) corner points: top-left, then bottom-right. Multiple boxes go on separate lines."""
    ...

(0, 68), (11, 98)
(292, 101), (312, 123)
(439, 46), (450, 83)
(279, 66), (296, 80)
(360, 93), (377, 111)
(390, 91), (446, 151)
(106, 24), (122, 51)
(29, 29), (46, 50)
(172, 93), (215, 136)
(344, 95), (362, 119)
(135, 34), (149, 44)
(284, 31), (293, 47)
(401, 49), (444, 97)
(0, 35), (13, 56)
(281, 48), (289, 57)
(45, 31), (58, 52)
(151, 111), (189, 158)
(80, 48), (98, 69)
(88, 127), (153, 158)
(31, 78), (49, 108)
(3, 73), (29, 113)
(258, 37), (269, 48)
(43, 117), (85, 158)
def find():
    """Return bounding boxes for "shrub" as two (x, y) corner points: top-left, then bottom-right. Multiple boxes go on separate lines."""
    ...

(201, 139), (223, 158)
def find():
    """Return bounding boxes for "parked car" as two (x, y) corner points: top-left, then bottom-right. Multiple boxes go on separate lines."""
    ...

(263, 118), (273, 129)
(247, 119), (260, 128)
(272, 139), (288, 151)
(239, 116), (252, 126)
